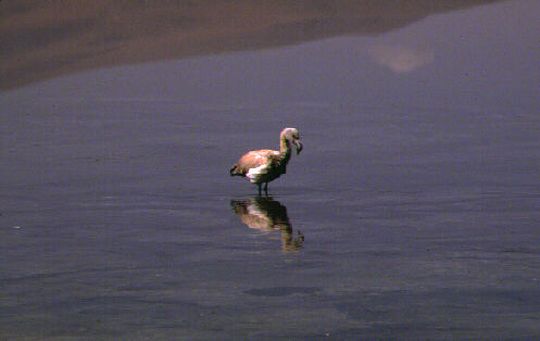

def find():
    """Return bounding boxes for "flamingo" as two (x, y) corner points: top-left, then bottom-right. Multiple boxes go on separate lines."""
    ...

(230, 127), (303, 195)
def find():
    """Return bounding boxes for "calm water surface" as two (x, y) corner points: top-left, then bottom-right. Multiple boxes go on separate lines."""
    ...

(1, 1), (540, 339)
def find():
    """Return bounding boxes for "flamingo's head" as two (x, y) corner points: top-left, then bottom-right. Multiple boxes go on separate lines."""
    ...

(281, 127), (303, 155)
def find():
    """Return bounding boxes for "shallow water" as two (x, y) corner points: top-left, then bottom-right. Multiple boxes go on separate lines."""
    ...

(2, 1), (540, 339)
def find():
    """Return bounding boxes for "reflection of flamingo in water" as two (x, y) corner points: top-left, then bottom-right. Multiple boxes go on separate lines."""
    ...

(230, 128), (303, 195)
(231, 197), (304, 252)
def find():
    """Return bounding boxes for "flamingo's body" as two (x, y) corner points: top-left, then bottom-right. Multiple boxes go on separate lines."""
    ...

(230, 128), (303, 194)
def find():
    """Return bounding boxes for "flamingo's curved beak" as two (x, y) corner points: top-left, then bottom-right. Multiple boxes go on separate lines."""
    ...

(293, 140), (303, 155)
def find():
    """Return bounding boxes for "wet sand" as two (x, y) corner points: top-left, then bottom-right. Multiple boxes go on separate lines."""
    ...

(0, 0), (509, 90)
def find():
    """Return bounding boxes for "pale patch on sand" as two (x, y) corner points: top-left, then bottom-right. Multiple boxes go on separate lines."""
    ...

(369, 44), (434, 73)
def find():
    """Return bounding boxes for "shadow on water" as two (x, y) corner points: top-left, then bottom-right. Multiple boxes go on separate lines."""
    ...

(230, 197), (304, 253)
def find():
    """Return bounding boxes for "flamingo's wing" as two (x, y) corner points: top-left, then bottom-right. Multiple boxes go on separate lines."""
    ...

(235, 149), (278, 175)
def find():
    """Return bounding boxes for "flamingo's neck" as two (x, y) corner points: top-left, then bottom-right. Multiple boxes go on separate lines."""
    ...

(279, 135), (292, 163)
